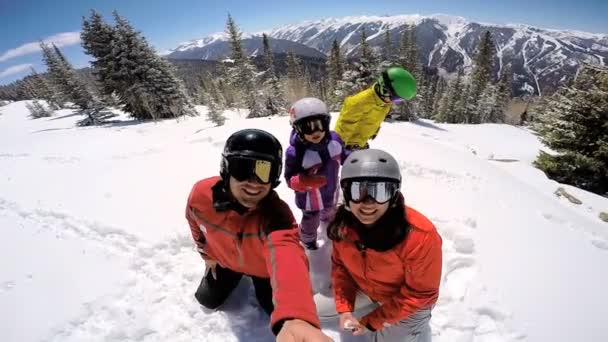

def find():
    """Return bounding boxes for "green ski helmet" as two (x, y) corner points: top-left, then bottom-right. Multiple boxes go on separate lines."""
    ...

(377, 66), (417, 101)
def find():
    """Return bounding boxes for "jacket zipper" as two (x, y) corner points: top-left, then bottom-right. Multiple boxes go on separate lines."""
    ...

(236, 214), (246, 267)
(361, 245), (367, 279)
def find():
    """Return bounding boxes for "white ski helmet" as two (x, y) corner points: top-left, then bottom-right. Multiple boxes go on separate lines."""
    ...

(288, 97), (329, 126)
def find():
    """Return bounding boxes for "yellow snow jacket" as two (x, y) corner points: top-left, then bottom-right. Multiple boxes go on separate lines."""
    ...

(334, 86), (391, 148)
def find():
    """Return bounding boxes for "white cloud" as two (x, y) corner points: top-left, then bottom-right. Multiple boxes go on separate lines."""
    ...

(0, 32), (81, 62)
(0, 64), (34, 78)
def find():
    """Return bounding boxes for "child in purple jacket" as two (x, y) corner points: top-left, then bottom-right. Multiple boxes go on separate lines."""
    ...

(285, 97), (349, 250)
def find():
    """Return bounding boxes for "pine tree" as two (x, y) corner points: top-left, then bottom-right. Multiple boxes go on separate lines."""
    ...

(326, 39), (344, 109)
(225, 14), (264, 117)
(382, 24), (394, 62)
(29, 67), (61, 109)
(420, 73), (438, 118)
(17, 77), (39, 99)
(81, 10), (121, 96)
(261, 33), (285, 114)
(203, 90), (226, 126)
(40, 42), (95, 109)
(26, 100), (52, 118)
(468, 31), (496, 123)
(435, 71), (464, 123)
(102, 12), (195, 120)
(533, 65), (608, 194)
(53, 44), (97, 109)
(215, 62), (234, 107)
(286, 50), (307, 102)
(357, 28), (378, 88)
(431, 77), (447, 118)
(395, 24), (424, 121)
(489, 65), (512, 123)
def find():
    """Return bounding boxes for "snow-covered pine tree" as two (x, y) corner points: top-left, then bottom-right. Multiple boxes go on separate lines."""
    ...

(326, 39), (344, 110)
(419, 73), (438, 118)
(533, 64), (608, 194)
(26, 100), (53, 118)
(225, 14), (264, 118)
(395, 24), (424, 121)
(52, 44), (96, 109)
(216, 62), (235, 108)
(202, 91), (226, 126)
(488, 65), (512, 123)
(431, 77), (447, 118)
(382, 24), (394, 63)
(29, 67), (60, 110)
(17, 77), (39, 99)
(357, 28), (378, 88)
(435, 71), (464, 123)
(110, 12), (195, 120)
(285, 50), (307, 103)
(468, 31), (496, 123)
(261, 33), (285, 114)
(44, 43), (94, 109)
(476, 83), (497, 123)
(81, 10), (121, 97)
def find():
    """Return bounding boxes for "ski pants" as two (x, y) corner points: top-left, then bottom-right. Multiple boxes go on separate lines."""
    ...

(194, 264), (274, 315)
(333, 300), (433, 342)
(300, 207), (336, 243)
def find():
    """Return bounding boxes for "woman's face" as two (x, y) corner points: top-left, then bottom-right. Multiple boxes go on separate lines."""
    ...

(350, 198), (390, 226)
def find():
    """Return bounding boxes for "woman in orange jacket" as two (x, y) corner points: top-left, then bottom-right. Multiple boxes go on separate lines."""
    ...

(326, 149), (442, 341)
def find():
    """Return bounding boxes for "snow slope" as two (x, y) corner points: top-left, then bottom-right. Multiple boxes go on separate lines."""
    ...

(1, 101), (607, 341)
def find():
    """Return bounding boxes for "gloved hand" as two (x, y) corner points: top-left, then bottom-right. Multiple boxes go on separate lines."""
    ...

(204, 259), (218, 280)
(289, 174), (327, 192)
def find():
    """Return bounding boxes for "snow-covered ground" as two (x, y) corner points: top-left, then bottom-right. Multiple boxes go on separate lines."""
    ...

(1, 101), (607, 342)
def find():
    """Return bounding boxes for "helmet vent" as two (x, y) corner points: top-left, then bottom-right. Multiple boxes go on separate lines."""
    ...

(350, 159), (359, 163)
(379, 158), (387, 163)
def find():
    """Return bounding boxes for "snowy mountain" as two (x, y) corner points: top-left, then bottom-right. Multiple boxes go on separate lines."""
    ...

(1, 100), (608, 341)
(167, 33), (326, 60)
(266, 14), (608, 95)
(172, 14), (608, 96)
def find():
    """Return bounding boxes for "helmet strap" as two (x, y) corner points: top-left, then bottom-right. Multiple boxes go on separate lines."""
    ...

(382, 70), (399, 98)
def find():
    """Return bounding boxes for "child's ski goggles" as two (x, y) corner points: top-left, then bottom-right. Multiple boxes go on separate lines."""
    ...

(294, 115), (330, 135)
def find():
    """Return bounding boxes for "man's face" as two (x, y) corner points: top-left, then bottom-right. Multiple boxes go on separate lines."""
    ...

(229, 176), (271, 208)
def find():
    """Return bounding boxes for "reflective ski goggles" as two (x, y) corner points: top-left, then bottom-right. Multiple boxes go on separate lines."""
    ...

(344, 180), (400, 204)
(382, 70), (405, 103)
(226, 156), (275, 184)
(294, 115), (330, 135)
(390, 95), (404, 103)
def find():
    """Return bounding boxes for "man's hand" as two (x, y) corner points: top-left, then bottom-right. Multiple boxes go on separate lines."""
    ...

(276, 319), (333, 342)
(204, 259), (218, 280)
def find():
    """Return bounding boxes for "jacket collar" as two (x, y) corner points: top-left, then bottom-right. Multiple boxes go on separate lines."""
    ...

(211, 180), (249, 215)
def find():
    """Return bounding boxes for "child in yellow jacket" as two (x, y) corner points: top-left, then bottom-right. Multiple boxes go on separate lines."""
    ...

(335, 66), (417, 150)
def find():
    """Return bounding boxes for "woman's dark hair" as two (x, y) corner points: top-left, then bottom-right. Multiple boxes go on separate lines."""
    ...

(327, 193), (411, 251)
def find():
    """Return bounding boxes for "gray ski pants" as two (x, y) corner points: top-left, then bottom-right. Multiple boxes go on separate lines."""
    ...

(339, 305), (433, 342)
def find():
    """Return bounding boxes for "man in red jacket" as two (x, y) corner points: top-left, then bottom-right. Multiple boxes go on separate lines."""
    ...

(186, 129), (331, 341)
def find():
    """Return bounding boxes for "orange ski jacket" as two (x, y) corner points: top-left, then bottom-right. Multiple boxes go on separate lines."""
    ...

(331, 206), (442, 331)
(186, 176), (320, 333)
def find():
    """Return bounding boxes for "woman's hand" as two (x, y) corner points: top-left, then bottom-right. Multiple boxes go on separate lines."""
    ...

(338, 312), (367, 335)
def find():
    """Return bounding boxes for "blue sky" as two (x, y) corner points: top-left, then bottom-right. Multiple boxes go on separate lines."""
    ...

(1, 0), (606, 85)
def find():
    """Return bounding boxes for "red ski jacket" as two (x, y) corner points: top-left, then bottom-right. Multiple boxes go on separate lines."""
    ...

(186, 176), (320, 333)
(331, 206), (442, 331)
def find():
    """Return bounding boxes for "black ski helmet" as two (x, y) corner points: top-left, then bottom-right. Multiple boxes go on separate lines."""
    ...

(220, 129), (283, 188)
